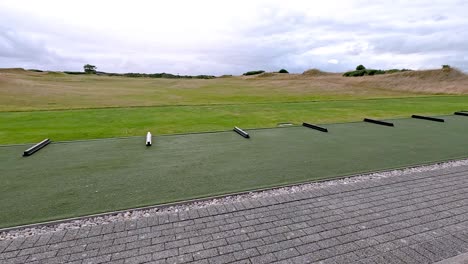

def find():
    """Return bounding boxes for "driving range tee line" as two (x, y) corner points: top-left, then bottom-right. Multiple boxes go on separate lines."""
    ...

(411, 115), (445, 122)
(302, 122), (328, 132)
(454, 111), (468, 116)
(363, 118), (394, 127)
(23, 139), (51, 157)
(233, 126), (249, 138)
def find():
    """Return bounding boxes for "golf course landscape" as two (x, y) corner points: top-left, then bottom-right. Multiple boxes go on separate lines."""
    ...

(1, 67), (468, 228)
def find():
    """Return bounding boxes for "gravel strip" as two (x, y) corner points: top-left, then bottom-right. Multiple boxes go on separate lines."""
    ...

(2, 158), (468, 240)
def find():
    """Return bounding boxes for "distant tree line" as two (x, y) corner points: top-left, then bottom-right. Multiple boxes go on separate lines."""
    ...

(84, 64), (97, 74)
(59, 64), (216, 79)
(242, 69), (289, 76)
(105, 72), (215, 79)
(243, 70), (265, 76)
(63, 70), (215, 79)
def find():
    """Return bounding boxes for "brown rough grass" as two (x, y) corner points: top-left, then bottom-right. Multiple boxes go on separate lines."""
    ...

(0, 67), (467, 111)
(244, 68), (468, 94)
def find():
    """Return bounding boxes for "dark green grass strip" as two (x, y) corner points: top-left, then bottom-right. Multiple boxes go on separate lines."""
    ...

(0, 115), (468, 228)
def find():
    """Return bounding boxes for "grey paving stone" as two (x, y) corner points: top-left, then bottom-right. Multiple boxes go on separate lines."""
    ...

(380, 251), (406, 264)
(111, 249), (140, 261)
(411, 244), (440, 262)
(151, 248), (178, 261)
(125, 238), (151, 250)
(189, 259), (210, 264)
(207, 252), (236, 264)
(138, 243), (165, 255)
(4, 238), (26, 252)
(329, 251), (360, 263)
(261, 233), (287, 245)
(233, 247), (260, 260)
(230, 259), (252, 264)
(179, 242), (204, 254)
(166, 252), (194, 264)
(250, 252), (278, 264)
(193, 248), (219, 261)
(99, 243), (126, 255)
(38, 254), (71, 264)
(17, 245), (48, 256)
(202, 237), (228, 249)
(398, 246), (431, 263)
(226, 234), (250, 244)
(0, 239), (13, 254)
(296, 243), (320, 255)
(69, 248), (99, 261)
(2, 255), (28, 264)
(57, 243), (87, 256)
(82, 254), (112, 264)
(273, 247), (300, 260)
(241, 238), (266, 249)
(86, 239), (113, 250)
(316, 237), (341, 249)
(27, 250), (57, 262)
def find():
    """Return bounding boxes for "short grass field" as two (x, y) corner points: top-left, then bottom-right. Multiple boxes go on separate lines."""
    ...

(1, 68), (468, 228)
(1, 115), (468, 228)
(1, 96), (468, 144)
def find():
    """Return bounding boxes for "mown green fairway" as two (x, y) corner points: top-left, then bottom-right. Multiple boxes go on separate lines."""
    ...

(1, 96), (467, 144)
(1, 115), (467, 228)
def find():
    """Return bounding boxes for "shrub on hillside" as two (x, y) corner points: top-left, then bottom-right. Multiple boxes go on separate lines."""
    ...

(385, 69), (412, 74)
(343, 69), (385, 77)
(243, 70), (265, 76)
(278, 69), (289, 73)
(343, 65), (413, 77)
(302, 69), (329, 76)
(343, 70), (364, 77)
(367, 69), (385, 75)
(356, 65), (366, 70)
(385, 69), (401, 74)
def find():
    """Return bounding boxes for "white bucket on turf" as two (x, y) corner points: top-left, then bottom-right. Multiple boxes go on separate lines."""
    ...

(146, 132), (152, 146)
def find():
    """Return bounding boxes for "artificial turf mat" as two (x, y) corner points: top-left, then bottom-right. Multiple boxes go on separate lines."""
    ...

(0, 115), (467, 228)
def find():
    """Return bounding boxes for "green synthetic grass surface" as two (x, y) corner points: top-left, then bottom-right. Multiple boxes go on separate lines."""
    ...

(1, 96), (468, 144)
(1, 115), (468, 228)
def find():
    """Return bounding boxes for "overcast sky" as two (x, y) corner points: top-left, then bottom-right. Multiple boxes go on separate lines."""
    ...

(1, 0), (467, 75)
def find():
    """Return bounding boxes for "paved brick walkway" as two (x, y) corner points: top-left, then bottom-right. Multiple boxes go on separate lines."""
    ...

(1, 165), (468, 264)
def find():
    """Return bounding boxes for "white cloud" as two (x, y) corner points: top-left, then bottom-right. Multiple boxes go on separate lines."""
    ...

(0, 0), (467, 74)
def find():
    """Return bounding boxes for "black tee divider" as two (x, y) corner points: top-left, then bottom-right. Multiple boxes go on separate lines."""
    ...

(23, 139), (51, 157)
(302, 122), (328, 132)
(454, 111), (468, 116)
(363, 118), (394, 127)
(233, 127), (250, 138)
(411, 115), (445, 122)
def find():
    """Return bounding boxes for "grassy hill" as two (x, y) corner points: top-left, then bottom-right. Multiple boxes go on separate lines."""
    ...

(0, 68), (467, 144)
(1, 67), (467, 112)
